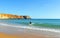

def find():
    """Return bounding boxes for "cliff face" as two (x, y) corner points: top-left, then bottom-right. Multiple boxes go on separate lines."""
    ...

(0, 14), (31, 19)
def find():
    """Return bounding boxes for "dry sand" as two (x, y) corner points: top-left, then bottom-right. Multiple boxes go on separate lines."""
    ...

(0, 32), (59, 38)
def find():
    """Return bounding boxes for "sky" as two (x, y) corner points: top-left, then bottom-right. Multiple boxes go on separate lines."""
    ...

(0, 0), (60, 19)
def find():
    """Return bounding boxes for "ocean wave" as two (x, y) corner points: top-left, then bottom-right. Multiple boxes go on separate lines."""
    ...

(0, 23), (60, 33)
(32, 23), (60, 29)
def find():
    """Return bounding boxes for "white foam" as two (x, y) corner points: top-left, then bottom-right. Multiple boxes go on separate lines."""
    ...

(0, 23), (60, 33)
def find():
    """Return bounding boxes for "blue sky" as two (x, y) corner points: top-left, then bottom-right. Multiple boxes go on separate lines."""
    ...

(0, 0), (60, 19)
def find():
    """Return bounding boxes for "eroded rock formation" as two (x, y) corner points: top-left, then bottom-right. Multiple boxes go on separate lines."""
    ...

(0, 14), (31, 19)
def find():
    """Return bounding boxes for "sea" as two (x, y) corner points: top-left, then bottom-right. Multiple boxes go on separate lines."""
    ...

(0, 19), (60, 33)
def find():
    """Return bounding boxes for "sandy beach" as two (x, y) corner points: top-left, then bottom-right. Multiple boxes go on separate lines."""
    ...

(0, 32), (59, 38)
(0, 23), (60, 38)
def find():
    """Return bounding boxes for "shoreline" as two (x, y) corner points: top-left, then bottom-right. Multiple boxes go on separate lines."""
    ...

(0, 22), (60, 33)
(0, 22), (60, 38)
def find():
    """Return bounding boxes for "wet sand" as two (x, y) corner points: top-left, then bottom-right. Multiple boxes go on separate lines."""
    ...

(0, 23), (60, 38)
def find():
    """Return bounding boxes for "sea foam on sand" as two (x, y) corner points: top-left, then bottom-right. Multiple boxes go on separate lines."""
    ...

(0, 23), (60, 33)
(0, 23), (60, 38)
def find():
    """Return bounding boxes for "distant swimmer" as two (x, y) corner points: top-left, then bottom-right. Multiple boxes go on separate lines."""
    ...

(29, 21), (32, 25)
(30, 21), (32, 24)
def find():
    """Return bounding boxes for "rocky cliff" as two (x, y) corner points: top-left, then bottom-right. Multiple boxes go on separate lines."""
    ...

(0, 14), (31, 19)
